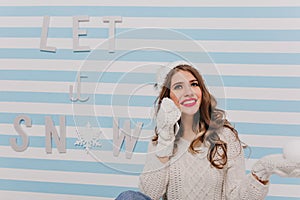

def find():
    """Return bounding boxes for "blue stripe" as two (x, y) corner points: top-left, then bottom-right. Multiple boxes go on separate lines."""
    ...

(0, 113), (300, 136)
(0, 113), (155, 130)
(225, 99), (300, 112)
(0, 135), (149, 153)
(244, 147), (283, 159)
(1, 49), (300, 65)
(0, 92), (157, 107)
(0, 134), (284, 158)
(0, 179), (137, 198)
(124, 29), (300, 41)
(269, 174), (300, 185)
(235, 123), (300, 137)
(1, 92), (300, 113)
(0, 157), (143, 175)
(2, 28), (300, 41)
(215, 75), (300, 88)
(0, 164), (300, 190)
(1, 159), (299, 186)
(1, 7), (300, 18)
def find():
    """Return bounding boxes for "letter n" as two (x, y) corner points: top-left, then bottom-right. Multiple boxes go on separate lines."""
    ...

(45, 116), (66, 153)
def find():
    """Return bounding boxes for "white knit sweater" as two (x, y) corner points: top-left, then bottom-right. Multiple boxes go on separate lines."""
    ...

(139, 127), (269, 200)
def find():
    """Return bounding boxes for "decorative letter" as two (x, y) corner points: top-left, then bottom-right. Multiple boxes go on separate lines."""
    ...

(10, 115), (31, 152)
(69, 73), (89, 102)
(40, 16), (56, 52)
(73, 16), (90, 52)
(102, 16), (122, 53)
(45, 116), (66, 153)
(113, 118), (143, 159)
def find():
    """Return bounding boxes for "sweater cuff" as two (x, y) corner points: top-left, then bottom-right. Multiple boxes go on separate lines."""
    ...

(155, 137), (175, 157)
(247, 173), (269, 199)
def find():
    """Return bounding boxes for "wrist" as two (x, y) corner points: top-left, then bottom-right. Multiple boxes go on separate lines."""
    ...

(157, 156), (170, 163)
(155, 138), (175, 157)
(252, 172), (269, 185)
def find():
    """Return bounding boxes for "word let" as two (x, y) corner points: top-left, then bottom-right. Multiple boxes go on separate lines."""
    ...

(40, 16), (122, 53)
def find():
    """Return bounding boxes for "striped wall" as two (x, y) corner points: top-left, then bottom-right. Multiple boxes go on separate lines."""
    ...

(0, 1), (300, 199)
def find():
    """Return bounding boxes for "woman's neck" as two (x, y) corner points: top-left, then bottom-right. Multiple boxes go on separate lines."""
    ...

(180, 113), (197, 142)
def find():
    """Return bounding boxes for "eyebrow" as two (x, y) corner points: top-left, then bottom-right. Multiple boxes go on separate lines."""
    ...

(171, 79), (198, 88)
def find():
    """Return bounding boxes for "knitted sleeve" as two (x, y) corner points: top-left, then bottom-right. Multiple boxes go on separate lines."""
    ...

(138, 141), (169, 200)
(220, 127), (269, 200)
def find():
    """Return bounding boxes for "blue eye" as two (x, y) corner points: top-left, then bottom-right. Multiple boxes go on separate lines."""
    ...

(191, 82), (199, 87)
(174, 84), (182, 90)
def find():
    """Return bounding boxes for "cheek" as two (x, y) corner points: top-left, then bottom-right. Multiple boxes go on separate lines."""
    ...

(170, 91), (181, 108)
(195, 88), (202, 103)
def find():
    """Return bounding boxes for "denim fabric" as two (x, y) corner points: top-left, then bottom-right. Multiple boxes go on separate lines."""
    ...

(115, 190), (152, 200)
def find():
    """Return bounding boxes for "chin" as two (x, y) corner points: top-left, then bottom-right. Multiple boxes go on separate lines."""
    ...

(181, 106), (199, 116)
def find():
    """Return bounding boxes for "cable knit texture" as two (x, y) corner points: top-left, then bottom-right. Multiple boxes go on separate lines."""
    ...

(139, 127), (269, 200)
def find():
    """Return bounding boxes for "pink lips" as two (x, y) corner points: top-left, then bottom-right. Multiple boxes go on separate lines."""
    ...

(180, 98), (197, 107)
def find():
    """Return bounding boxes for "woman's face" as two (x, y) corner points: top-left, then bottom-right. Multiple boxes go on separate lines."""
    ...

(169, 70), (202, 116)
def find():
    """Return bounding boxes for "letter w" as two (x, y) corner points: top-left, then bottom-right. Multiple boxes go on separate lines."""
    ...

(113, 118), (143, 159)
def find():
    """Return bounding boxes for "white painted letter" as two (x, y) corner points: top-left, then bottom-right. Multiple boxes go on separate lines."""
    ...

(102, 16), (122, 53)
(45, 116), (66, 153)
(73, 16), (90, 52)
(113, 118), (143, 159)
(69, 73), (89, 102)
(10, 115), (31, 152)
(40, 16), (56, 52)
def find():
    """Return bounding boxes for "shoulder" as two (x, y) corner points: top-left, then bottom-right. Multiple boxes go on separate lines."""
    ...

(218, 126), (239, 143)
(218, 126), (243, 159)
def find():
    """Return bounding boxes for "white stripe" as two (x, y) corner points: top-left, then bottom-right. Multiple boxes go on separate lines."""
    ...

(1, 17), (300, 29)
(1, 59), (300, 78)
(213, 87), (300, 101)
(226, 110), (300, 125)
(1, 80), (300, 101)
(0, 59), (300, 77)
(0, 102), (155, 119)
(0, 191), (113, 200)
(2, 0), (300, 7)
(1, 124), (298, 148)
(269, 184), (300, 198)
(0, 146), (147, 165)
(0, 59), (161, 72)
(0, 168), (139, 187)
(0, 124), (154, 140)
(0, 102), (299, 124)
(236, 134), (299, 148)
(0, 81), (158, 96)
(2, 38), (300, 54)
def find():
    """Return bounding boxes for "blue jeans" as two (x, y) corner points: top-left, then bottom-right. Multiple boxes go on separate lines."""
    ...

(115, 190), (152, 200)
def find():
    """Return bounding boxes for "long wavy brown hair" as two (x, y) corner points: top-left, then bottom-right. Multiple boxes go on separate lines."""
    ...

(153, 64), (241, 169)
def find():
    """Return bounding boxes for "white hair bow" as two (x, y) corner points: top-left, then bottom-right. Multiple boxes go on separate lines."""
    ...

(154, 60), (192, 93)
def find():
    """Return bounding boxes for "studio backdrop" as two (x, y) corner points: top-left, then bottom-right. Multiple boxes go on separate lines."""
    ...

(0, 1), (300, 199)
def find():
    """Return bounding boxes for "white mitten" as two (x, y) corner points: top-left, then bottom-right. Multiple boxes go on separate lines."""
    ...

(155, 98), (181, 157)
(252, 154), (300, 182)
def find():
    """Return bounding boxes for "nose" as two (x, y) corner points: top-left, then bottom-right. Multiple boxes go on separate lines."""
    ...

(183, 84), (194, 97)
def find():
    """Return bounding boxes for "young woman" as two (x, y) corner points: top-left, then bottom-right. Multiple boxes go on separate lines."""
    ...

(116, 62), (300, 200)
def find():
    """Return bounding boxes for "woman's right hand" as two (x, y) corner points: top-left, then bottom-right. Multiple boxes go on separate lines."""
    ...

(252, 154), (300, 184)
(155, 98), (181, 157)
